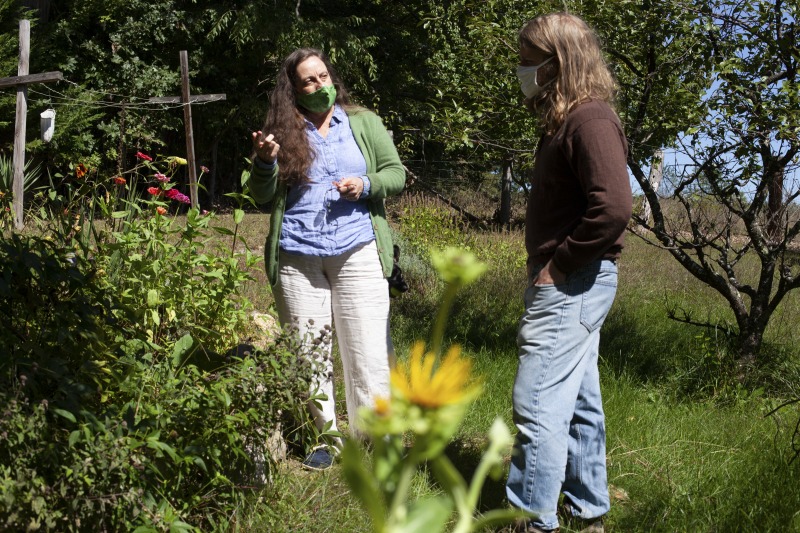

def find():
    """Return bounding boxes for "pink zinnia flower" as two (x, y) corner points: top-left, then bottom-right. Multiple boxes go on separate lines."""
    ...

(200, 166), (210, 173)
(156, 206), (167, 215)
(136, 151), (153, 161)
(165, 188), (191, 205)
(147, 187), (160, 196)
(154, 172), (169, 182)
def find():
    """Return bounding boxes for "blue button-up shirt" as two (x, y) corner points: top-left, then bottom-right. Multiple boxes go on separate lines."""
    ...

(279, 105), (375, 256)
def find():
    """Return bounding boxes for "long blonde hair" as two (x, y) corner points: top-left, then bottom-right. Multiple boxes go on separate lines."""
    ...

(519, 13), (616, 134)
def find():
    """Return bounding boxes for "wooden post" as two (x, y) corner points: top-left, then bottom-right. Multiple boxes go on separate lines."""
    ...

(147, 51), (225, 210)
(180, 51), (199, 210)
(1, 19), (62, 230)
(12, 20), (28, 230)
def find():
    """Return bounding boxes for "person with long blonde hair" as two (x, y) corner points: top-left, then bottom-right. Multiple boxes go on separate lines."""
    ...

(246, 48), (405, 471)
(506, 13), (632, 532)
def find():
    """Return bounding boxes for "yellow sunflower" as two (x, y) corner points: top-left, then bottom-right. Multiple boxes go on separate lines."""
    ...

(391, 341), (481, 408)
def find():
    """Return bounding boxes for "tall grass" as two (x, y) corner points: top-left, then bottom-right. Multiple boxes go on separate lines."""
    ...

(232, 197), (800, 531)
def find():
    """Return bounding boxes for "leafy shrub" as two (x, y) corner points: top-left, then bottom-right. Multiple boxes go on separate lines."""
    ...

(398, 200), (476, 257)
(0, 332), (318, 531)
(0, 233), (128, 410)
(0, 159), (320, 530)
(394, 199), (526, 350)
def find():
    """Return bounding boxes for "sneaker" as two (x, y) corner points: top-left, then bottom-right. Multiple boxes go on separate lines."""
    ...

(558, 502), (604, 533)
(301, 447), (333, 471)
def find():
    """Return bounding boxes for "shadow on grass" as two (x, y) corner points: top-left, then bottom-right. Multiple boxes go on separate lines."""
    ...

(440, 438), (509, 514)
(599, 303), (701, 385)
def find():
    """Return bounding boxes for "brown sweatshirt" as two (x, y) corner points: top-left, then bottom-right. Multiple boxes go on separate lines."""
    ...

(526, 99), (632, 273)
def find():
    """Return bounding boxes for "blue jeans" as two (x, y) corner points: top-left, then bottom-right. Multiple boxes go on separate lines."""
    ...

(506, 259), (616, 530)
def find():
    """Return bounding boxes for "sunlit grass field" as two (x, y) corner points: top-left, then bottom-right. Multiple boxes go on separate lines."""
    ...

(225, 199), (800, 532)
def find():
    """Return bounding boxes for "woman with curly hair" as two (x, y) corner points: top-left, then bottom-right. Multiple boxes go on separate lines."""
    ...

(506, 13), (632, 532)
(246, 48), (405, 471)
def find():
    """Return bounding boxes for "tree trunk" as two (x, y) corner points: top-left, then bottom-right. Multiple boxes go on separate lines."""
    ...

(736, 326), (762, 370)
(766, 167), (784, 242)
(642, 150), (663, 224)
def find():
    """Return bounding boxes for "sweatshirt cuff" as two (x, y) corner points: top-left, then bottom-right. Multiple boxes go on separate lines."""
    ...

(254, 156), (276, 170)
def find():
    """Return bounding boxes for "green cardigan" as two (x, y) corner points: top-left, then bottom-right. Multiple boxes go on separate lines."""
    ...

(244, 107), (406, 286)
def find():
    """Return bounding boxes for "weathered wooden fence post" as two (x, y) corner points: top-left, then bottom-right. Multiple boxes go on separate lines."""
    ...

(0, 19), (61, 230)
(147, 51), (225, 210)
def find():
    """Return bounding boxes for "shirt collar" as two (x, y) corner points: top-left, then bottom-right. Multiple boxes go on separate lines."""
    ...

(303, 104), (345, 130)
(330, 104), (346, 124)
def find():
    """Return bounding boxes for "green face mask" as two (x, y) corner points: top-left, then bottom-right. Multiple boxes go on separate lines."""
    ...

(296, 85), (337, 113)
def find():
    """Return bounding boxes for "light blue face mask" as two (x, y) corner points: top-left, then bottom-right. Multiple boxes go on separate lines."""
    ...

(296, 85), (337, 113)
(516, 56), (554, 98)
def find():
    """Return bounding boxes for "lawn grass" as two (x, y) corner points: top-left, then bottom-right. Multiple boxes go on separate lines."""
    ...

(604, 375), (800, 532)
(229, 210), (800, 532)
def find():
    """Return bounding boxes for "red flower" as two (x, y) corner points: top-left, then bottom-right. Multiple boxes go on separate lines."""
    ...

(156, 206), (167, 215)
(75, 164), (87, 178)
(136, 152), (153, 162)
(113, 176), (126, 185)
(147, 187), (161, 196)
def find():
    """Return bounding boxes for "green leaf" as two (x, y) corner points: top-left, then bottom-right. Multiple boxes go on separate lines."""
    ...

(147, 289), (159, 308)
(240, 168), (251, 187)
(192, 456), (208, 473)
(394, 496), (452, 533)
(53, 408), (76, 423)
(473, 508), (534, 531)
(212, 226), (235, 236)
(234, 209), (244, 225)
(171, 334), (194, 367)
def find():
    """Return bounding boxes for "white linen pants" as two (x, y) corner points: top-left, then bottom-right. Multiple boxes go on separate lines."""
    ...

(273, 241), (394, 445)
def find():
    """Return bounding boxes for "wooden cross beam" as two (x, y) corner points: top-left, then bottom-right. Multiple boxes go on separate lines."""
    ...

(148, 51), (225, 210)
(0, 19), (62, 230)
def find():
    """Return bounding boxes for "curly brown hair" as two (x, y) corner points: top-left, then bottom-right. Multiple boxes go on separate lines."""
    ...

(519, 13), (617, 135)
(260, 48), (352, 186)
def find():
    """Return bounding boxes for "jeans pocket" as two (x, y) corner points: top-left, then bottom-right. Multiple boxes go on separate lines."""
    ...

(579, 270), (617, 333)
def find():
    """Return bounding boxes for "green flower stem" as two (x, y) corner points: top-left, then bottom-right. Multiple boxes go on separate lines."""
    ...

(386, 460), (417, 530)
(464, 444), (499, 517)
(430, 281), (460, 356)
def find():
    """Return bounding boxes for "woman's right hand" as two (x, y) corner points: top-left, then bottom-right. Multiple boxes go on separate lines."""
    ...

(251, 131), (280, 164)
